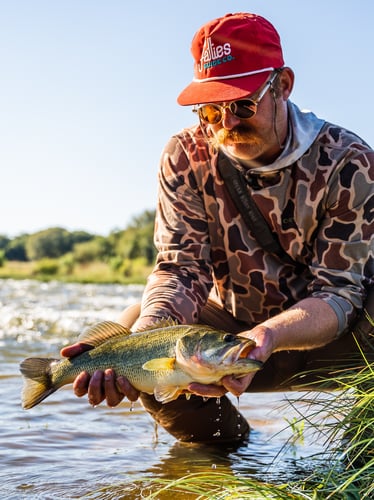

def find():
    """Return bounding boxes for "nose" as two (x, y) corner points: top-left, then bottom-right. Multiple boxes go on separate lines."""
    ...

(221, 107), (241, 129)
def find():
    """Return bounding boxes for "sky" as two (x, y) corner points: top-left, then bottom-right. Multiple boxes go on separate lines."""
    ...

(1, 0), (373, 238)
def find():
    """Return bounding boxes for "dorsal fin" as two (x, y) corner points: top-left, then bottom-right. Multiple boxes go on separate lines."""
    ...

(77, 321), (131, 347)
(136, 317), (179, 332)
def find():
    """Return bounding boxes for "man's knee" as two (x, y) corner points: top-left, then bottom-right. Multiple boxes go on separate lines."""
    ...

(140, 393), (250, 444)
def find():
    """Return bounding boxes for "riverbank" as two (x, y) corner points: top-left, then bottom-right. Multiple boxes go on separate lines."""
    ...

(0, 259), (152, 284)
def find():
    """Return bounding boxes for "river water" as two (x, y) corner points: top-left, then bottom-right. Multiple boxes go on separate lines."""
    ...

(0, 279), (331, 499)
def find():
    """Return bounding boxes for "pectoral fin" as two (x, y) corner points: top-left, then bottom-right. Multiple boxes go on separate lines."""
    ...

(154, 385), (181, 403)
(142, 357), (176, 371)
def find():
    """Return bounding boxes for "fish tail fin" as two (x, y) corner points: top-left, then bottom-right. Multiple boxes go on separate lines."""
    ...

(19, 357), (59, 409)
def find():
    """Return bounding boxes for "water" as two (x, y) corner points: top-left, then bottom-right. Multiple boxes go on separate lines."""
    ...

(0, 279), (330, 499)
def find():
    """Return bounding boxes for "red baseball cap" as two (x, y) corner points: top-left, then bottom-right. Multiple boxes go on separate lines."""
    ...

(177, 12), (284, 106)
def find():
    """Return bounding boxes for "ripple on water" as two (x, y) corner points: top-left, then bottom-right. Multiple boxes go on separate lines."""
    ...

(0, 279), (340, 498)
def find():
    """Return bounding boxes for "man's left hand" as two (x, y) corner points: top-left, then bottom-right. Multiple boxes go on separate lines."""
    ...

(187, 325), (274, 398)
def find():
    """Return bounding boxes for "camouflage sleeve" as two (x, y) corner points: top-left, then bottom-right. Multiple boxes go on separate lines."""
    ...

(138, 135), (213, 324)
(310, 149), (374, 333)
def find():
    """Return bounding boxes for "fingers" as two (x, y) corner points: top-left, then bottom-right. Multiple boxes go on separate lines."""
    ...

(60, 342), (93, 358)
(188, 373), (255, 399)
(73, 371), (91, 397)
(188, 382), (227, 398)
(61, 340), (139, 407)
(88, 370), (106, 406)
(116, 376), (140, 402)
(87, 369), (124, 407)
(221, 374), (254, 396)
(72, 369), (138, 407)
(104, 369), (125, 407)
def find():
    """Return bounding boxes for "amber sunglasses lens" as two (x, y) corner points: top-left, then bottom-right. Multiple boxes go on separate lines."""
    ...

(198, 100), (257, 124)
(198, 104), (222, 124)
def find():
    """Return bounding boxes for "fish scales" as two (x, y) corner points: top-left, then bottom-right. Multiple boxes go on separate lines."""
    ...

(20, 321), (262, 409)
(57, 325), (195, 392)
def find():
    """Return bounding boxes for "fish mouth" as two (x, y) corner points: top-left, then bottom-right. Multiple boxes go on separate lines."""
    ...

(221, 337), (258, 365)
(238, 339), (256, 359)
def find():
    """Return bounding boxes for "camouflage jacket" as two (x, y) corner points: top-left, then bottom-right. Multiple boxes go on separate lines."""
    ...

(140, 102), (374, 335)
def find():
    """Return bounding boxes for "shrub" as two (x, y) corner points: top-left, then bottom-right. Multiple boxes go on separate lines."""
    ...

(33, 258), (59, 276)
(26, 227), (72, 260)
(73, 237), (113, 263)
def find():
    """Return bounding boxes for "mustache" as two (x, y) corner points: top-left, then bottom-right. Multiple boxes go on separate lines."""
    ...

(215, 125), (256, 143)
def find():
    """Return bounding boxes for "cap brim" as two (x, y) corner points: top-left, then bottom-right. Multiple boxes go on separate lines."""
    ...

(177, 71), (272, 106)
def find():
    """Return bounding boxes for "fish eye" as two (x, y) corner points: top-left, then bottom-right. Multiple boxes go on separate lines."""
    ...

(223, 333), (236, 342)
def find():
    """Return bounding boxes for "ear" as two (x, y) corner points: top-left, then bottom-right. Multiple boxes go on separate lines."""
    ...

(277, 67), (294, 100)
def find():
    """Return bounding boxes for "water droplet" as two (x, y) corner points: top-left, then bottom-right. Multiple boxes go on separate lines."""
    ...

(213, 430), (221, 437)
(129, 402), (135, 412)
(215, 397), (221, 405)
(211, 464), (217, 469)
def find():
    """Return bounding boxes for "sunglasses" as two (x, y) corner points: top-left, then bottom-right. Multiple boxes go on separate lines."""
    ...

(193, 71), (279, 125)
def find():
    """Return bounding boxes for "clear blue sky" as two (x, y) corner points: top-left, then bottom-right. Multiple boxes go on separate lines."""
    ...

(1, 0), (373, 237)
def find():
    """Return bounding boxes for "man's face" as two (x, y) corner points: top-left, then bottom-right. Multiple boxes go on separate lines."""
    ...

(197, 70), (292, 166)
(208, 88), (284, 165)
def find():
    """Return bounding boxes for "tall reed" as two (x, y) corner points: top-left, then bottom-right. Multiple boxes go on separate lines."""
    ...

(142, 345), (373, 499)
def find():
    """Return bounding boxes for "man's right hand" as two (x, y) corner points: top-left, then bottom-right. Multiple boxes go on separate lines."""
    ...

(60, 343), (140, 407)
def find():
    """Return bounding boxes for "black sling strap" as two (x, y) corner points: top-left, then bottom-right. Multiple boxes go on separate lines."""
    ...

(217, 151), (295, 265)
(218, 152), (374, 342)
(217, 151), (374, 341)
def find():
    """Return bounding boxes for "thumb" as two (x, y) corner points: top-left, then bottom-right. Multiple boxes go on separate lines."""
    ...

(246, 345), (261, 360)
(60, 342), (93, 358)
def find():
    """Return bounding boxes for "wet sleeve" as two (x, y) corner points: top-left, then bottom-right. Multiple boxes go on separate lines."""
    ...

(138, 136), (213, 325)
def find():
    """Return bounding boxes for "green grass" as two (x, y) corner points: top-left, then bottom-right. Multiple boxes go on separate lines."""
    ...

(139, 348), (374, 499)
(0, 259), (152, 284)
(143, 473), (302, 499)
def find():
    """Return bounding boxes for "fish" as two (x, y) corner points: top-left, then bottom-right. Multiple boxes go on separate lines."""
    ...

(19, 319), (262, 409)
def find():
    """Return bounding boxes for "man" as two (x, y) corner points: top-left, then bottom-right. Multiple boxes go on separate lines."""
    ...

(62, 13), (374, 443)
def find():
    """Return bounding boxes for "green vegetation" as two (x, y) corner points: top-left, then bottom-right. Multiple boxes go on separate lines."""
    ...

(0, 210), (156, 284)
(141, 351), (374, 499)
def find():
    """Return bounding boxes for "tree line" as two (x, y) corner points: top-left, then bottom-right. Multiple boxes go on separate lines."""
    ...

(0, 210), (157, 280)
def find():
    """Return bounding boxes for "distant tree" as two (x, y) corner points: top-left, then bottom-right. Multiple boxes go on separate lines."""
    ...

(2, 210), (157, 265)
(26, 227), (72, 260)
(129, 210), (156, 229)
(114, 210), (156, 265)
(73, 236), (113, 263)
(5, 235), (28, 261)
(0, 235), (10, 249)
(70, 230), (95, 246)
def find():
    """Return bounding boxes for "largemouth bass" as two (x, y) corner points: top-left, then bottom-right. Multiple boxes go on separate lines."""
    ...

(20, 319), (262, 409)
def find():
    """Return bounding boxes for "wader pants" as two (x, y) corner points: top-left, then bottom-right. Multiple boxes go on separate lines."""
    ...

(119, 297), (374, 445)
